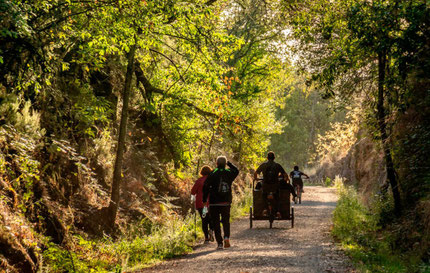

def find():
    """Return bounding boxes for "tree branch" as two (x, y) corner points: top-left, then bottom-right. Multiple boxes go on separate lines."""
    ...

(149, 48), (186, 83)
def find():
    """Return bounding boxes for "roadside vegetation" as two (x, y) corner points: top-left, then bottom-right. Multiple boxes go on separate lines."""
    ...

(40, 187), (252, 273)
(333, 179), (430, 273)
(1, 0), (429, 272)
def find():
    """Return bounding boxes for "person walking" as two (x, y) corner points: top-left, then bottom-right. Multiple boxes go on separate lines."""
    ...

(203, 156), (239, 250)
(191, 165), (214, 243)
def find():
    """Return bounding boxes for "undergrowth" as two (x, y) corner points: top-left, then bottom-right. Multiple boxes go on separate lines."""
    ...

(333, 179), (430, 273)
(42, 186), (252, 272)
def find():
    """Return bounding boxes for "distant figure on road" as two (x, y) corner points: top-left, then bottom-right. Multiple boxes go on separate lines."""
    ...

(254, 151), (290, 218)
(290, 166), (309, 194)
(191, 165), (214, 243)
(203, 156), (239, 250)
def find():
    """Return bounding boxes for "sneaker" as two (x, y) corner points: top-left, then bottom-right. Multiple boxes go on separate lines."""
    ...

(209, 230), (215, 242)
(224, 238), (231, 248)
(262, 209), (268, 217)
(217, 243), (224, 250)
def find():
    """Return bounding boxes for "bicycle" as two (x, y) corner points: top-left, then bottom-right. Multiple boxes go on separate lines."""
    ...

(293, 184), (302, 204)
(293, 177), (309, 204)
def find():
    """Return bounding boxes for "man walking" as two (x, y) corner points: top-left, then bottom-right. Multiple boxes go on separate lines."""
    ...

(203, 156), (239, 250)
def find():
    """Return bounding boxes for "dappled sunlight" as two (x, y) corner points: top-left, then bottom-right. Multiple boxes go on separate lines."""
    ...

(1, 0), (428, 272)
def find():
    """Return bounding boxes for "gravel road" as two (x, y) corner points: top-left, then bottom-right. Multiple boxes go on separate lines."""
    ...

(137, 186), (355, 273)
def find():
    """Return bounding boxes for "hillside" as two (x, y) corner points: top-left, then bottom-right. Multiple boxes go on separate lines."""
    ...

(1, 0), (430, 272)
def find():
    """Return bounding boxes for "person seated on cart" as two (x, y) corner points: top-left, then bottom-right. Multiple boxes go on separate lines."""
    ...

(290, 166), (309, 194)
(255, 181), (262, 191)
(254, 151), (289, 218)
(279, 175), (297, 199)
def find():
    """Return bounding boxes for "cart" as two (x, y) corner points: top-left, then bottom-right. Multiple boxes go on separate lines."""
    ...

(249, 179), (294, 229)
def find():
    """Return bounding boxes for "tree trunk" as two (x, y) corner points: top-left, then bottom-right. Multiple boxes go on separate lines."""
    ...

(207, 127), (216, 161)
(195, 143), (203, 175)
(377, 52), (401, 215)
(107, 44), (137, 227)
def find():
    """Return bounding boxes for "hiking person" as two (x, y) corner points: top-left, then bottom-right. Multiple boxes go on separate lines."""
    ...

(191, 165), (214, 243)
(254, 151), (289, 218)
(290, 166), (309, 194)
(202, 156), (239, 250)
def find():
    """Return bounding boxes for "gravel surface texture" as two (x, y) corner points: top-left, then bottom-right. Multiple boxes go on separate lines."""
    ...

(137, 186), (355, 273)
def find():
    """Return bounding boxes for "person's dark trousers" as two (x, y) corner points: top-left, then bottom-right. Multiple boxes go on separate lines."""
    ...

(197, 208), (213, 240)
(210, 205), (230, 244)
(292, 179), (304, 193)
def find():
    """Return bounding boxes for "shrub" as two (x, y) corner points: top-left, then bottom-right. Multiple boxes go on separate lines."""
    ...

(41, 178), (252, 272)
(332, 179), (427, 272)
(325, 177), (332, 187)
(230, 186), (252, 220)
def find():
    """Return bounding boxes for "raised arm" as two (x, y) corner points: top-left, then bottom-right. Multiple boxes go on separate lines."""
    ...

(227, 161), (239, 181)
(301, 172), (310, 179)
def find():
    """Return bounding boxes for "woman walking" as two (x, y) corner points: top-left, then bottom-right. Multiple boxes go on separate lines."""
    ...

(191, 165), (214, 243)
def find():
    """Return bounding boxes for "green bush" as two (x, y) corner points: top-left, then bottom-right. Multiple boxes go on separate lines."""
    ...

(42, 184), (252, 272)
(114, 213), (198, 270)
(230, 186), (252, 220)
(332, 180), (418, 273)
(325, 177), (333, 187)
(43, 242), (111, 273)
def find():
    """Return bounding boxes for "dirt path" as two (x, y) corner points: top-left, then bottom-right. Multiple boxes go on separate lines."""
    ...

(137, 186), (355, 273)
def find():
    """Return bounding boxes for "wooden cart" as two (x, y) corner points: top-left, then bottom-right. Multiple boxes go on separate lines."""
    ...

(249, 179), (294, 229)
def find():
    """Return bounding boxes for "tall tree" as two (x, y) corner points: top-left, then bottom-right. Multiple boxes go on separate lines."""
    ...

(108, 42), (136, 226)
(285, 0), (429, 214)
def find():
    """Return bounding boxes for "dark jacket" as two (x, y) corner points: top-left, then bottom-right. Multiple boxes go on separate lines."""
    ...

(279, 177), (297, 198)
(202, 161), (239, 206)
(256, 160), (286, 192)
(256, 160), (286, 183)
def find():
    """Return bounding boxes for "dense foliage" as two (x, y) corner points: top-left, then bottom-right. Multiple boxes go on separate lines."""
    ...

(332, 180), (425, 273)
(269, 80), (347, 169)
(283, 0), (430, 268)
(0, 0), (292, 271)
(1, 0), (429, 272)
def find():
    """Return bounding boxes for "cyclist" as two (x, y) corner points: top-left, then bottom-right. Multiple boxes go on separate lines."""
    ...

(254, 151), (289, 218)
(290, 166), (309, 195)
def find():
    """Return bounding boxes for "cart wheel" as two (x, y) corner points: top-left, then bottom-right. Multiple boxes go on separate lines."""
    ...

(291, 207), (295, 228)
(269, 212), (274, 229)
(249, 206), (253, 229)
